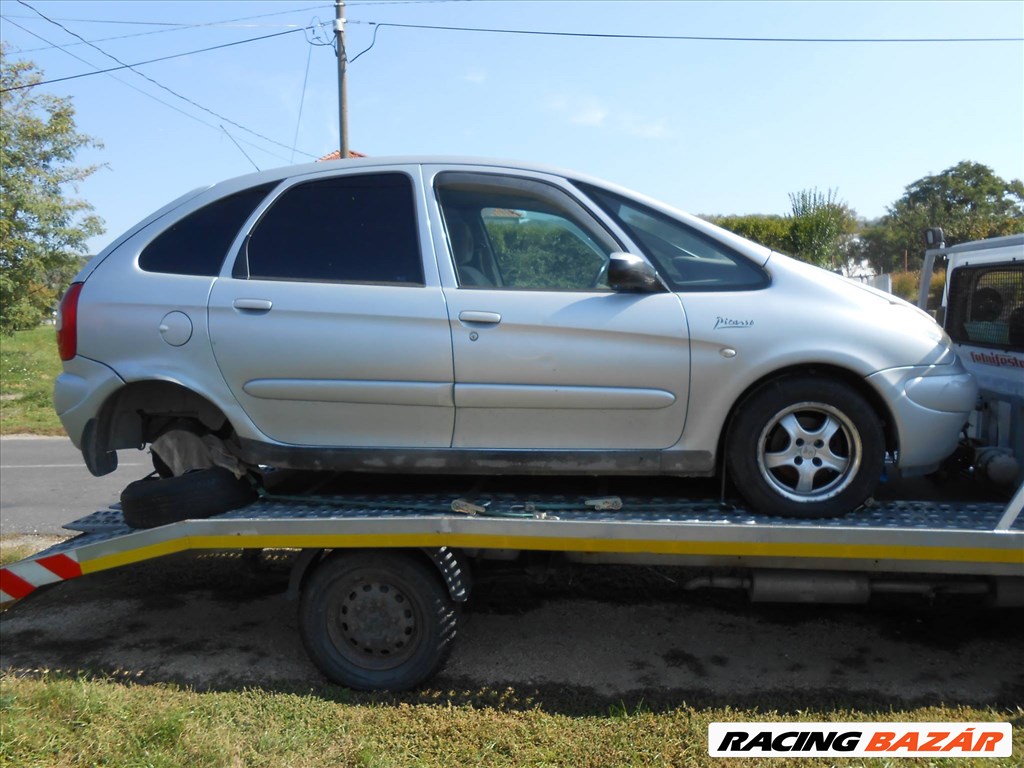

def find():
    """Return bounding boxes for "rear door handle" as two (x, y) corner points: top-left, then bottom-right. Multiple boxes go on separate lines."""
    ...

(233, 298), (273, 312)
(458, 310), (501, 325)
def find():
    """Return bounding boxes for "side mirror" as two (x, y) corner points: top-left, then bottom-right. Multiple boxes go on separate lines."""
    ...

(607, 252), (665, 293)
(924, 227), (945, 248)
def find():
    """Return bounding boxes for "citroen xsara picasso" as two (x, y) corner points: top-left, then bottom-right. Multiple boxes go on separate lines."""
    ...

(54, 158), (977, 520)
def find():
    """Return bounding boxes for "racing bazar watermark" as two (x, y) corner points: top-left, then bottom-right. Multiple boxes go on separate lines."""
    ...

(708, 722), (1011, 758)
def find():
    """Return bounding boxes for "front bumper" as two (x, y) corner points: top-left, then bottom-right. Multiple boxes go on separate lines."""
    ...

(867, 361), (977, 472)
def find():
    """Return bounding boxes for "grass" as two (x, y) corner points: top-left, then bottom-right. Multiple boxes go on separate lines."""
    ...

(0, 326), (64, 435)
(0, 675), (1020, 768)
(0, 538), (53, 567)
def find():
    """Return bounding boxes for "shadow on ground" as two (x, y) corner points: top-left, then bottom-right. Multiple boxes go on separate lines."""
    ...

(3, 549), (1021, 716)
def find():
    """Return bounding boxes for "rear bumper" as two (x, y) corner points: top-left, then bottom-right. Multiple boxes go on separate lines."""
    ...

(867, 362), (977, 471)
(53, 356), (125, 449)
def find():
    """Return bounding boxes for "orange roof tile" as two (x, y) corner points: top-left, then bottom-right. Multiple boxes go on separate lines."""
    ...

(317, 150), (367, 161)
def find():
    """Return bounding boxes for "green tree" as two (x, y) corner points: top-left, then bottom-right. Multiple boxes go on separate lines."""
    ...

(1, 45), (103, 334)
(484, 220), (600, 289)
(703, 213), (791, 252)
(862, 161), (1024, 273)
(786, 188), (858, 269)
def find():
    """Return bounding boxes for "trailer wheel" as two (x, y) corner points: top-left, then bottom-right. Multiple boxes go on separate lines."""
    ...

(120, 467), (256, 529)
(299, 550), (458, 691)
(726, 376), (885, 517)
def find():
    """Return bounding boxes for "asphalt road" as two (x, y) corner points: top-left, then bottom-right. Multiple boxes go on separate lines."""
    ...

(0, 437), (149, 535)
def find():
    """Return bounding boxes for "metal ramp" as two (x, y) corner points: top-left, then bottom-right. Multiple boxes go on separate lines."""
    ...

(3, 489), (1021, 604)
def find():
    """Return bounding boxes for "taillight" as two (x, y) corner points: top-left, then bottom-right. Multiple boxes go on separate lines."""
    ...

(56, 282), (84, 362)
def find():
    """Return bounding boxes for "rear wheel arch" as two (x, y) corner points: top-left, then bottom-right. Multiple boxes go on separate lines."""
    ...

(94, 380), (236, 454)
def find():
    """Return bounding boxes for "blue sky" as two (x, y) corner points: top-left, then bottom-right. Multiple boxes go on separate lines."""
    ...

(3, 0), (1022, 254)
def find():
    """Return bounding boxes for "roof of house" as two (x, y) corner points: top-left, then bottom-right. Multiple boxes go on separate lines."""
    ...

(317, 150), (367, 161)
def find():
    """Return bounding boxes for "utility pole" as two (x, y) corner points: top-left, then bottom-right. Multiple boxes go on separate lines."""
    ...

(334, 0), (348, 158)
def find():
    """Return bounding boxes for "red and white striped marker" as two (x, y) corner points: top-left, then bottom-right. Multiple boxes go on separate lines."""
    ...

(0, 553), (82, 604)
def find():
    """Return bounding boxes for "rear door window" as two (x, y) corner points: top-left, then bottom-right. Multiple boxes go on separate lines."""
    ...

(243, 173), (423, 285)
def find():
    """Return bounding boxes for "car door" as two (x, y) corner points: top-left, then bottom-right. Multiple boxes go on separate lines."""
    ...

(207, 168), (455, 448)
(427, 168), (690, 450)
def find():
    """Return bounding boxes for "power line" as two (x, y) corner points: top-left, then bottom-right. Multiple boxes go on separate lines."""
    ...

(221, 125), (261, 171)
(3, 17), (296, 164)
(4, 6), (325, 29)
(0, 20), (311, 92)
(9, 5), (326, 54)
(291, 41), (315, 163)
(13, 1), (316, 159)
(348, 19), (1024, 44)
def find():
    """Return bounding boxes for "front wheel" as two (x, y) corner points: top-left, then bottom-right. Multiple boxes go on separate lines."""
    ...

(299, 550), (458, 691)
(726, 376), (885, 517)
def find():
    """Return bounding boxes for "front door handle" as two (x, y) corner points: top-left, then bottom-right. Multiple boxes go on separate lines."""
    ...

(233, 298), (273, 312)
(458, 310), (501, 325)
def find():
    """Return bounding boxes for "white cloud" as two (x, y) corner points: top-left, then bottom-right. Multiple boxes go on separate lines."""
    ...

(618, 113), (670, 139)
(547, 94), (608, 127)
(546, 93), (669, 138)
(571, 101), (609, 127)
(464, 70), (487, 84)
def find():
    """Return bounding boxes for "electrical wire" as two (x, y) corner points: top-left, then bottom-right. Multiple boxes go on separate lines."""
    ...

(16, 0), (316, 157)
(14, 21), (319, 55)
(1, 20), (311, 93)
(291, 41), (315, 163)
(3, 17), (296, 165)
(348, 22), (383, 64)
(4, 3), (323, 49)
(347, 19), (1024, 44)
(304, 16), (336, 47)
(221, 125), (261, 172)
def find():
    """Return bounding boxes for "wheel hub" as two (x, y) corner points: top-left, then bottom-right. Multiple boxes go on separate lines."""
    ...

(756, 402), (863, 503)
(335, 581), (416, 658)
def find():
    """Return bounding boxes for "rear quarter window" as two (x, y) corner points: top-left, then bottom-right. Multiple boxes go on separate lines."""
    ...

(139, 183), (275, 276)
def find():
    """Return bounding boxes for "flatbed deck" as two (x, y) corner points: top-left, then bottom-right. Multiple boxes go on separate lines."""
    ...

(3, 488), (1022, 605)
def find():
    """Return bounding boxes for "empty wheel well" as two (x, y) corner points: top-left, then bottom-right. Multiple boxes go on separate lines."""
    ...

(718, 365), (899, 470)
(96, 381), (233, 452)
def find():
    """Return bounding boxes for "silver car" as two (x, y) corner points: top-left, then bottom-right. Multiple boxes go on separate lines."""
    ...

(54, 157), (977, 518)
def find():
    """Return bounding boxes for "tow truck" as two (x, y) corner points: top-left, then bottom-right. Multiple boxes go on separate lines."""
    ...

(2, 469), (1021, 691)
(919, 230), (1023, 485)
(4, 233), (1023, 692)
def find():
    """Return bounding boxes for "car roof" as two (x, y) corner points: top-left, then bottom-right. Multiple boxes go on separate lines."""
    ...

(159, 156), (773, 269)
(208, 156), (608, 194)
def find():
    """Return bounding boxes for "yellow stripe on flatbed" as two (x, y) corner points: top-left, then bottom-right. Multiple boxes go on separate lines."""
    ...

(77, 532), (1024, 575)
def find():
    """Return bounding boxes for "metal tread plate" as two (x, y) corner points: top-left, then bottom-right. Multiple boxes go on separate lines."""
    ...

(62, 494), (1020, 532)
(5, 494), (1016, 607)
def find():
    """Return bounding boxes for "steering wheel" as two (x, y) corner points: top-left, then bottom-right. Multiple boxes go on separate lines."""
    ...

(592, 258), (610, 289)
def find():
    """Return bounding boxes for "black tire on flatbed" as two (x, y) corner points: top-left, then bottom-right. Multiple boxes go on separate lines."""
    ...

(120, 467), (257, 529)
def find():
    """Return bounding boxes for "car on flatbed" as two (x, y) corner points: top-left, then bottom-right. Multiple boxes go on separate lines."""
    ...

(54, 157), (976, 518)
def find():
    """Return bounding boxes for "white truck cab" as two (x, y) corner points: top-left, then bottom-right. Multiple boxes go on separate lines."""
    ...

(920, 231), (1024, 483)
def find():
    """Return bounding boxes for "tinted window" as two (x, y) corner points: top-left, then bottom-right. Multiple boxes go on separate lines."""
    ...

(576, 182), (769, 292)
(946, 264), (1024, 351)
(245, 173), (423, 285)
(436, 173), (618, 291)
(140, 183), (274, 276)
